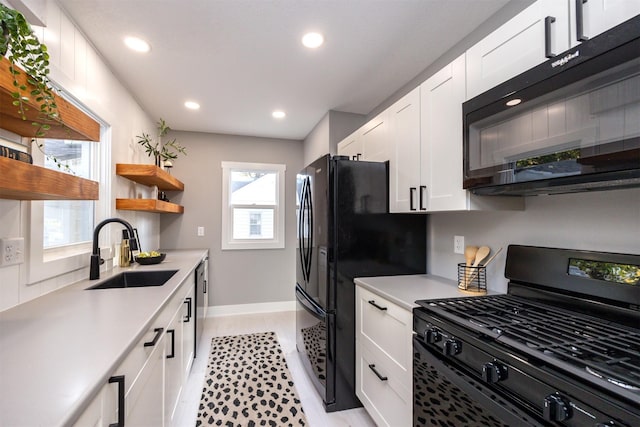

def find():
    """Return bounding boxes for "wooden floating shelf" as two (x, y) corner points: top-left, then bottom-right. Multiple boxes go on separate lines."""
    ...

(116, 198), (184, 214)
(0, 156), (99, 200)
(0, 57), (101, 141)
(116, 163), (184, 191)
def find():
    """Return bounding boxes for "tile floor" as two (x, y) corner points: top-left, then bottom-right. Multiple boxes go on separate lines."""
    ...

(173, 311), (377, 427)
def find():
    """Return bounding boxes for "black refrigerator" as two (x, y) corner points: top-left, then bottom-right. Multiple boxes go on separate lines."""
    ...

(295, 154), (426, 412)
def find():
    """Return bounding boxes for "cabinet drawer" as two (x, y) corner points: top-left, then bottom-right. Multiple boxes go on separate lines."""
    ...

(356, 343), (412, 427)
(356, 286), (413, 372)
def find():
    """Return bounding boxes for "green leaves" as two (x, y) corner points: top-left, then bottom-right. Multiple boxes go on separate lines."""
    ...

(136, 119), (187, 162)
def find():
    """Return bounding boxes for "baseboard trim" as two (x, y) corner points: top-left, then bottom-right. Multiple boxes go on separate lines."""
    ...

(206, 300), (296, 317)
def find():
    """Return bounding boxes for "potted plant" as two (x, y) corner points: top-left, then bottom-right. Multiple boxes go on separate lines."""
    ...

(1, 4), (71, 171)
(136, 118), (186, 169)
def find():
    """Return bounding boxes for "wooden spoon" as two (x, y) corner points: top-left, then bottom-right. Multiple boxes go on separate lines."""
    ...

(473, 246), (491, 268)
(459, 245), (478, 289)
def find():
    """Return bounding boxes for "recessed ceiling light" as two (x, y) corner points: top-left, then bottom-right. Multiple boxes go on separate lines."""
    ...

(124, 36), (151, 53)
(302, 32), (324, 49)
(506, 98), (522, 107)
(184, 101), (200, 110)
(272, 110), (286, 119)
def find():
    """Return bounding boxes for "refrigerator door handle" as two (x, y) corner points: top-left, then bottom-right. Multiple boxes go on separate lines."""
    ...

(296, 285), (325, 320)
(298, 181), (308, 283)
(302, 177), (313, 283)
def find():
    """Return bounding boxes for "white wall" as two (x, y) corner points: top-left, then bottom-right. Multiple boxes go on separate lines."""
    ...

(0, 1), (156, 311)
(428, 188), (640, 293)
(159, 131), (304, 307)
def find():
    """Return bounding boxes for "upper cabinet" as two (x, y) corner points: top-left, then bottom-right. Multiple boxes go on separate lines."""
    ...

(466, 0), (570, 100)
(0, 58), (100, 141)
(467, 0), (640, 100)
(115, 164), (185, 214)
(359, 111), (390, 162)
(337, 128), (364, 160)
(389, 88), (421, 212)
(570, 0), (640, 46)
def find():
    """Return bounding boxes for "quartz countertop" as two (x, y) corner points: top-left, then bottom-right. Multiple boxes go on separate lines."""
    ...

(354, 274), (502, 311)
(0, 249), (208, 427)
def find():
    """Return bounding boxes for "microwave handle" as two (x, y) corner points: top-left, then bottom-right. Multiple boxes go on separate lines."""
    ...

(576, 0), (589, 42)
(544, 16), (556, 58)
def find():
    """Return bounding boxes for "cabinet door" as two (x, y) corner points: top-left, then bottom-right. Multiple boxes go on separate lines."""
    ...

(466, 0), (570, 99)
(337, 129), (363, 160)
(182, 285), (196, 381)
(164, 306), (184, 426)
(126, 334), (165, 426)
(420, 54), (468, 212)
(361, 111), (390, 162)
(389, 87), (422, 213)
(571, 0), (640, 45)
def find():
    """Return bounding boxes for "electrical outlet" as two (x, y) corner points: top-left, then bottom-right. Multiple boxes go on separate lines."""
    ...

(197, 226), (205, 237)
(0, 237), (25, 266)
(454, 236), (465, 254)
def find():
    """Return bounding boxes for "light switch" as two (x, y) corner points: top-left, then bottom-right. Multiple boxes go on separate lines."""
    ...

(197, 226), (205, 236)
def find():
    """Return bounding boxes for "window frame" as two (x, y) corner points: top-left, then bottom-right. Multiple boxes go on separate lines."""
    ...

(221, 161), (286, 250)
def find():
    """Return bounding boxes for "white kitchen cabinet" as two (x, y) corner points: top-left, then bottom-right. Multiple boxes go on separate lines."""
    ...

(182, 283), (196, 382)
(466, 0), (570, 100)
(74, 382), (115, 427)
(337, 128), (364, 160)
(125, 332), (165, 426)
(355, 285), (412, 427)
(570, 0), (640, 46)
(360, 111), (391, 162)
(389, 87), (422, 213)
(165, 304), (185, 425)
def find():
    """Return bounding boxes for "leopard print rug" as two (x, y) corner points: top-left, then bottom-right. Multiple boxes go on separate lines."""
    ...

(196, 331), (307, 426)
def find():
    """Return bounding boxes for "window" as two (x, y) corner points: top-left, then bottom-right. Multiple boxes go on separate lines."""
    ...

(42, 139), (95, 249)
(221, 161), (286, 250)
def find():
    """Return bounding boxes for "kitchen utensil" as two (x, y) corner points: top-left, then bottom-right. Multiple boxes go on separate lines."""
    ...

(465, 247), (504, 287)
(460, 245), (479, 289)
(473, 246), (491, 267)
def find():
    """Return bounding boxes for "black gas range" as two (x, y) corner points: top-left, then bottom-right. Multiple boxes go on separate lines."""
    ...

(413, 245), (639, 427)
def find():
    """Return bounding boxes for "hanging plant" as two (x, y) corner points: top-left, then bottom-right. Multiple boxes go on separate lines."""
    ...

(1, 3), (71, 172)
(136, 118), (187, 167)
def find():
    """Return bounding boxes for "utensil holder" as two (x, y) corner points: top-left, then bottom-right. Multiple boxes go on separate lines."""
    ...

(457, 263), (487, 293)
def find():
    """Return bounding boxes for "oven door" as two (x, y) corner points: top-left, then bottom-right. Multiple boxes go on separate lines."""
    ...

(413, 336), (540, 427)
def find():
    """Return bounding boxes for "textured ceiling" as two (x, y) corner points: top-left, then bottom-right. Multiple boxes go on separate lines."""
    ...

(56, 0), (515, 140)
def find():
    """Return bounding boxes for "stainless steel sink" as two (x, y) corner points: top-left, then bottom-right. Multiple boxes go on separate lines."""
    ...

(86, 270), (178, 290)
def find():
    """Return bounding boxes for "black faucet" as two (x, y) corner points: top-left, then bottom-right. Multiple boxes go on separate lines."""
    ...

(90, 218), (135, 280)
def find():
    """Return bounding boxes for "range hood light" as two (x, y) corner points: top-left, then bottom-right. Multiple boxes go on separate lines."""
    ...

(506, 98), (522, 107)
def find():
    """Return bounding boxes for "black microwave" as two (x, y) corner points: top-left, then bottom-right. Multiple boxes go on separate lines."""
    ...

(463, 15), (640, 196)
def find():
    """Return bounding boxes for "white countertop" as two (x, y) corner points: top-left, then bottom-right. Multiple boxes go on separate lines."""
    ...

(0, 249), (207, 427)
(354, 274), (502, 311)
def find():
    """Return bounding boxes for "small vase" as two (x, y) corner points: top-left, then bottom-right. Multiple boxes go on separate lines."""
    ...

(154, 154), (162, 168)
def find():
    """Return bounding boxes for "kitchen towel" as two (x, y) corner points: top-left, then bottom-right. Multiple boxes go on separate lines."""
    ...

(196, 331), (307, 426)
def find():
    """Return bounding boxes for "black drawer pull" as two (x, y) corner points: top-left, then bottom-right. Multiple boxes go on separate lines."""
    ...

(144, 327), (164, 347)
(166, 329), (175, 359)
(545, 16), (556, 58)
(108, 375), (125, 427)
(409, 187), (417, 211)
(576, 0), (589, 42)
(184, 297), (192, 322)
(368, 300), (387, 311)
(419, 185), (427, 210)
(368, 364), (388, 381)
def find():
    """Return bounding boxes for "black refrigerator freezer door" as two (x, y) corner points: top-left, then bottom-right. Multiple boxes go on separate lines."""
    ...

(295, 283), (335, 406)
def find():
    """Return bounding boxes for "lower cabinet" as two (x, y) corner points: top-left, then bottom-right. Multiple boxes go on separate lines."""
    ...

(355, 285), (413, 427)
(74, 272), (197, 427)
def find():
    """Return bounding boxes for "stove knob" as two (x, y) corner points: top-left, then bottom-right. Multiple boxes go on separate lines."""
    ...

(443, 339), (462, 356)
(425, 328), (442, 344)
(543, 393), (571, 422)
(482, 362), (507, 384)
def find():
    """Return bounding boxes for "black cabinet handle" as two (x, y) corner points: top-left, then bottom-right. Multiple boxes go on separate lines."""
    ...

(144, 327), (164, 347)
(108, 375), (125, 427)
(368, 364), (388, 381)
(166, 329), (175, 359)
(203, 279), (208, 294)
(409, 187), (416, 211)
(576, 0), (589, 41)
(545, 16), (556, 58)
(419, 185), (427, 210)
(184, 297), (192, 322)
(368, 300), (387, 311)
